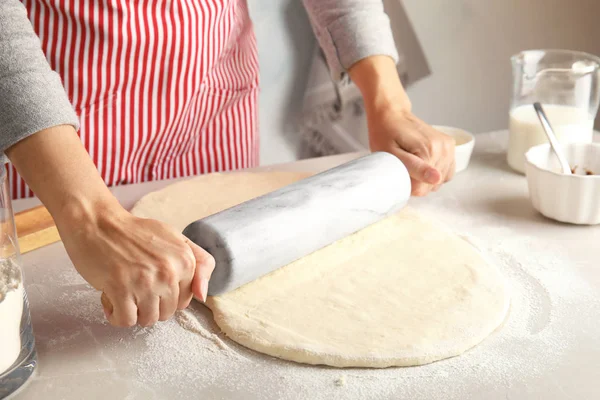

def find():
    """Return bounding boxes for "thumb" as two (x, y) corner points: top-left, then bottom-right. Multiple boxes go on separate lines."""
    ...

(392, 149), (441, 184)
(187, 241), (216, 302)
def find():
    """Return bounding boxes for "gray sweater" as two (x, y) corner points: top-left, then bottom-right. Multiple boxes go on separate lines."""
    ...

(0, 0), (398, 160)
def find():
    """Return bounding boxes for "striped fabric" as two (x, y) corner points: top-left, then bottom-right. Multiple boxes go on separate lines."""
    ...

(12, 0), (260, 199)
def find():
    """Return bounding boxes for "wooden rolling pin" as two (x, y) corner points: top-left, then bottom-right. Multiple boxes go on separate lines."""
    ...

(15, 205), (61, 254)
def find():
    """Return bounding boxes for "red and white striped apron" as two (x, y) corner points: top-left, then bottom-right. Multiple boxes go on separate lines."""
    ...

(12, 0), (260, 199)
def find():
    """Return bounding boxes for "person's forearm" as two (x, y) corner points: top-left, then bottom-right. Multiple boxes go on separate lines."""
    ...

(348, 55), (411, 115)
(6, 126), (122, 225)
(350, 55), (455, 196)
(7, 125), (214, 327)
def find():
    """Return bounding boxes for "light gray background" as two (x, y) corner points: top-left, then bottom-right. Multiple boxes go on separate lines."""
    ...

(250, 0), (600, 164)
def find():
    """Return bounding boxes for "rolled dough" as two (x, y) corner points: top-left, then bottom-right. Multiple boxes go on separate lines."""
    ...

(131, 171), (510, 368)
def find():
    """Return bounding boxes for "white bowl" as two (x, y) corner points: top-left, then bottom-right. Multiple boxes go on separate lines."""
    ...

(433, 125), (475, 174)
(525, 142), (600, 225)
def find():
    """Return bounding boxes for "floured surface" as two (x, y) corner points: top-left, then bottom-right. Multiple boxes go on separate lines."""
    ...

(23, 237), (595, 400)
(132, 171), (509, 367)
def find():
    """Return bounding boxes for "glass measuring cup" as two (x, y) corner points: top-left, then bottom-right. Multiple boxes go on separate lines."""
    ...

(508, 49), (600, 173)
(0, 166), (37, 398)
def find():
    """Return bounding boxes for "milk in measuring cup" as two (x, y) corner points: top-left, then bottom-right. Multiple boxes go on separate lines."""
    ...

(507, 104), (593, 173)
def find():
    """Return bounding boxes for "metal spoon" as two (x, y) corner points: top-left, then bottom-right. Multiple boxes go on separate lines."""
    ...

(533, 102), (572, 175)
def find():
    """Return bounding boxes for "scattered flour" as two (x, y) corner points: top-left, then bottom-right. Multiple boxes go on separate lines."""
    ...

(58, 288), (108, 325)
(175, 309), (231, 352)
(335, 375), (347, 387)
(28, 227), (597, 399)
(122, 231), (597, 400)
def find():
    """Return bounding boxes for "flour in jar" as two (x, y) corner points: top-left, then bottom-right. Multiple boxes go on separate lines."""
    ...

(0, 258), (24, 374)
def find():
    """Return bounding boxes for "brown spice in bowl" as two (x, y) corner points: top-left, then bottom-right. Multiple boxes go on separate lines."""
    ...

(570, 165), (595, 175)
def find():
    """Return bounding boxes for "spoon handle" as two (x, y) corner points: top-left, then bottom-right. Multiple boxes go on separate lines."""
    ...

(533, 102), (572, 175)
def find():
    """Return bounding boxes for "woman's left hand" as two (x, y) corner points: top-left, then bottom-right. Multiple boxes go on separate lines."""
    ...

(367, 104), (456, 196)
(349, 55), (456, 197)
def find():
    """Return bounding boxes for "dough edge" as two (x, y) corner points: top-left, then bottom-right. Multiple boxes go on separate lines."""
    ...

(206, 231), (511, 368)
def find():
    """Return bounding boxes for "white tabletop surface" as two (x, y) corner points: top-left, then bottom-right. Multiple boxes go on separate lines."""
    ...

(9, 131), (600, 400)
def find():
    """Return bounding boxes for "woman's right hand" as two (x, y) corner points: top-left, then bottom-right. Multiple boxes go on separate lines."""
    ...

(7, 125), (215, 327)
(56, 204), (215, 327)
(7, 125), (216, 328)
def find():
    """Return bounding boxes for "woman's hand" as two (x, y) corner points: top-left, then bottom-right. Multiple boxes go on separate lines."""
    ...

(58, 204), (215, 327)
(349, 56), (456, 196)
(367, 105), (455, 196)
(7, 125), (215, 327)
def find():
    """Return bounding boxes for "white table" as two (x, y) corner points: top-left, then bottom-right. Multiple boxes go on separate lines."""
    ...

(11, 131), (600, 400)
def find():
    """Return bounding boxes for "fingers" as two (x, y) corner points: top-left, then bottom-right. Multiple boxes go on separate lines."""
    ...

(92, 216), (217, 328)
(437, 132), (456, 183)
(176, 242), (196, 310)
(445, 159), (456, 182)
(178, 280), (194, 310)
(389, 125), (456, 196)
(102, 238), (196, 326)
(105, 292), (138, 327)
(393, 149), (439, 196)
(159, 290), (179, 321)
(410, 178), (433, 197)
(391, 148), (441, 185)
(101, 292), (113, 319)
(137, 295), (160, 327)
(152, 240), (194, 319)
(187, 241), (216, 302)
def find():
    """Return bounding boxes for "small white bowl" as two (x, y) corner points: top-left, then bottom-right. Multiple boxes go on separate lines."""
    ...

(525, 142), (600, 225)
(433, 125), (475, 173)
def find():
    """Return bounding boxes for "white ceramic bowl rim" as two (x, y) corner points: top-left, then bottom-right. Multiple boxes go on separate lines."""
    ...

(525, 142), (600, 179)
(432, 125), (475, 147)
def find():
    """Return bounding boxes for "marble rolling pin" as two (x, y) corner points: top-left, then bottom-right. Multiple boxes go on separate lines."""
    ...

(183, 152), (411, 295)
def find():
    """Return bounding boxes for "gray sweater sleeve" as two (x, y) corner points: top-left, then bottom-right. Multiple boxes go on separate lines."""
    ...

(0, 0), (79, 162)
(302, 0), (400, 81)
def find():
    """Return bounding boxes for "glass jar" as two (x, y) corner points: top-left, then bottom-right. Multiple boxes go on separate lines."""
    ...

(508, 49), (600, 173)
(0, 165), (37, 398)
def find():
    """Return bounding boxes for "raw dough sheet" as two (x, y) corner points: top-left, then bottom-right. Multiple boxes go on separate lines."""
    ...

(131, 171), (510, 368)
